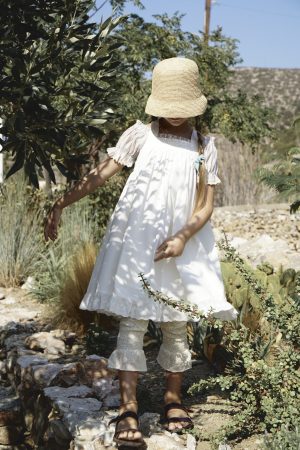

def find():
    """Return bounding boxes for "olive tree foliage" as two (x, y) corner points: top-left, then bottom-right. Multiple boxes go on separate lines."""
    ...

(0, 0), (127, 186)
(107, 3), (275, 149)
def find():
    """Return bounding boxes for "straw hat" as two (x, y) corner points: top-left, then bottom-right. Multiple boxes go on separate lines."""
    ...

(145, 57), (207, 118)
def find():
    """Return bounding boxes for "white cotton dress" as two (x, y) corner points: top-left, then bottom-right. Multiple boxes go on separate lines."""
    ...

(79, 118), (239, 323)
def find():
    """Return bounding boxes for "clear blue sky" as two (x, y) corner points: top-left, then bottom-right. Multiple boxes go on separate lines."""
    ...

(94, 0), (300, 68)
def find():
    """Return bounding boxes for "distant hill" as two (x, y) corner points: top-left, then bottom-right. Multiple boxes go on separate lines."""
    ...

(227, 67), (300, 128)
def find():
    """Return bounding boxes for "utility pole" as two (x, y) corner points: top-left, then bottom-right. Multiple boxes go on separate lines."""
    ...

(204, 0), (212, 44)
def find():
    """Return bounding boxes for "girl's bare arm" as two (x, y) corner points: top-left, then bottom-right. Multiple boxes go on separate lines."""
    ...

(44, 157), (123, 242)
(53, 157), (124, 209)
(174, 185), (216, 242)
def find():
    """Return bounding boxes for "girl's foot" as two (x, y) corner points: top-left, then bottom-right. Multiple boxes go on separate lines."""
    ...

(161, 401), (194, 432)
(110, 400), (144, 445)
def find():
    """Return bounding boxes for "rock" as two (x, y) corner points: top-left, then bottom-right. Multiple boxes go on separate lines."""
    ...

(50, 361), (86, 387)
(0, 321), (37, 345)
(16, 354), (48, 369)
(81, 356), (116, 386)
(25, 331), (66, 355)
(49, 329), (77, 346)
(229, 233), (300, 270)
(146, 433), (186, 449)
(186, 433), (197, 450)
(0, 293), (5, 301)
(102, 393), (120, 408)
(139, 412), (162, 437)
(48, 419), (72, 442)
(0, 425), (23, 446)
(4, 334), (31, 352)
(31, 363), (64, 387)
(44, 384), (95, 401)
(21, 276), (35, 291)
(0, 387), (23, 427)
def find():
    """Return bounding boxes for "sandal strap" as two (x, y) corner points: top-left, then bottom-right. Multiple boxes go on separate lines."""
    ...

(108, 410), (139, 425)
(164, 402), (190, 414)
(162, 417), (193, 424)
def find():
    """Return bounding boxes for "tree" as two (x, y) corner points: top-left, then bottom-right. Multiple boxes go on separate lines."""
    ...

(0, 0), (126, 186)
(255, 117), (300, 213)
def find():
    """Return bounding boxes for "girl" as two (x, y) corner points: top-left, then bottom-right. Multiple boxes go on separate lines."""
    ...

(44, 57), (238, 448)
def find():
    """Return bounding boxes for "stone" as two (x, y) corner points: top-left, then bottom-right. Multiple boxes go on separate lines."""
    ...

(44, 384), (94, 400)
(25, 331), (66, 355)
(21, 276), (35, 291)
(62, 410), (105, 435)
(0, 387), (23, 427)
(102, 393), (120, 408)
(31, 363), (63, 387)
(50, 361), (85, 387)
(81, 356), (116, 386)
(48, 419), (72, 442)
(0, 293), (5, 301)
(186, 433), (197, 450)
(4, 334), (31, 352)
(16, 354), (48, 369)
(49, 329), (77, 345)
(146, 433), (186, 449)
(139, 412), (162, 437)
(0, 425), (23, 445)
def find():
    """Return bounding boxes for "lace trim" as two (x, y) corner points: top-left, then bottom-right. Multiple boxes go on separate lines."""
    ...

(158, 133), (193, 143)
(107, 349), (147, 372)
(156, 345), (192, 372)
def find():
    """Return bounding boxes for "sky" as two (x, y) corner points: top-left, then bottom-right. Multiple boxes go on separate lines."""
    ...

(94, 0), (300, 68)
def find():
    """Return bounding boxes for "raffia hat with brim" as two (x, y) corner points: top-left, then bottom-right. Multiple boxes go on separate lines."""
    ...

(145, 57), (207, 118)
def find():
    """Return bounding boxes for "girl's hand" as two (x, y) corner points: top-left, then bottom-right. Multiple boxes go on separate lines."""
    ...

(44, 204), (62, 242)
(154, 233), (187, 262)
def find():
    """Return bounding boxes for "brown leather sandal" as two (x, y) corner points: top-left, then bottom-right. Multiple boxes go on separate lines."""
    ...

(108, 410), (146, 447)
(159, 401), (194, 434)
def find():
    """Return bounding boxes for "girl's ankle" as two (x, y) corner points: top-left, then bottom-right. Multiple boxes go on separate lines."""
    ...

(163, 394), (182, 405)
(119, 400), (138, 413)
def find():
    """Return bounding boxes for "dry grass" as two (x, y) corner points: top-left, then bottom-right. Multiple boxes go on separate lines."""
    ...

(50, 241), (118, 335)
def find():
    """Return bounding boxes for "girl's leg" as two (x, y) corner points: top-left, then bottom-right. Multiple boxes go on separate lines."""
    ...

(157, 321), (192, 431)
(107, 317), (149, 441)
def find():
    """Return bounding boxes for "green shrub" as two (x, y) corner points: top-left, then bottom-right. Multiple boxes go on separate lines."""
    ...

(261, 424), (300, 450)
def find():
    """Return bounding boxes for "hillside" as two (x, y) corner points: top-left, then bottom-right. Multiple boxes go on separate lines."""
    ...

(228, 67), (300, 128)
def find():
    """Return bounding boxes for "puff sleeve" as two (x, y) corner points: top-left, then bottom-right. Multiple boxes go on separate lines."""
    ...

(106, 119), (149, 168)
(203, 136), (222, 185)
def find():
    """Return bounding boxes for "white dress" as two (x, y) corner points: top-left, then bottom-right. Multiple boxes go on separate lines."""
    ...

(79, 119), (239, 323)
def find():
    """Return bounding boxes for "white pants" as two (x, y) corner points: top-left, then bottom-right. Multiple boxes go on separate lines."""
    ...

(107, 317), (192, 372)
